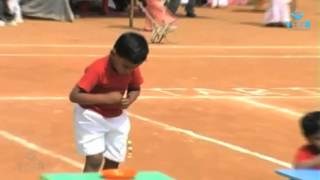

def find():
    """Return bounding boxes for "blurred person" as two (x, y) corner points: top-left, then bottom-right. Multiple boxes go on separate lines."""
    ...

(208, 0), (228, 8)
(6, 0), (23, 24)
(250, 0), (268, 10)
(229, 0), (248, 6)
(167, 0), (197, 17)
(264, 0), (291, 27)
(0, 0), (6, 26)
(141, 0), (176, 31)
(113, 0), (130, 12)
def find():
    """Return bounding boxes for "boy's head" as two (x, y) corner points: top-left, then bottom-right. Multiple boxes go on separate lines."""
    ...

(301, 111), (320, 148)
(110, 32), (149, 75)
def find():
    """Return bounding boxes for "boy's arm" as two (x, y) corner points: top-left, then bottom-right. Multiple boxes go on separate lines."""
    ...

(294, 155), (320, 169)
(69, 85), (122, 105)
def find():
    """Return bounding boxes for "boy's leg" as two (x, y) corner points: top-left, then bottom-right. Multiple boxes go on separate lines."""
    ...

(83, 153), (104, 172)
(102, 112), (131, 170)
(73, 105), (109, 171)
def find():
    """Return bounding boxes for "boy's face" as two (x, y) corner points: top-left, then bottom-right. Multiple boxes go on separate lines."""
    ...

(110, 50), (139, 75)
(307, 132), (320, 149)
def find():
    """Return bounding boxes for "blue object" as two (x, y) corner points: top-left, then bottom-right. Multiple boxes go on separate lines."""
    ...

(304, 20), (311, 29)
(284, 22), (292, 28)
(291, 12), (304, 20)
(276, 169), (320, 180)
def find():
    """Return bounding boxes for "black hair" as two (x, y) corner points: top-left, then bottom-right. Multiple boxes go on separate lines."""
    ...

(301, 111), (320, 137)
(113, 32), (149, 65)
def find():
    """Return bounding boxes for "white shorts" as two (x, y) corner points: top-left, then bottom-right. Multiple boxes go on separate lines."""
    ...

(73, 105), (130, 162)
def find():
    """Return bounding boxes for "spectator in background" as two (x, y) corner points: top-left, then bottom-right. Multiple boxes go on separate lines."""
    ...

(251, 0), (268, 11)
(167, 0), (197, 17)
(6, 0), (23, 24)
(113, 0), (130, 12)
(0, 0), (6, 26)
(229, 0), (248, 6)
(264, 0), (290, 27)
(142, 0), (176, 31)
(208, 0), (228, 8)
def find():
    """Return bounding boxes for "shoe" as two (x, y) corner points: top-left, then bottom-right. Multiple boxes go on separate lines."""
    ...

(15, 17), (23, 24)
(265, 22), (287, 28)
(186, 12), (197, 17)
(8, 20), (17, 26)
(265, 22), (278, 27)
(276, 22), (287, 28)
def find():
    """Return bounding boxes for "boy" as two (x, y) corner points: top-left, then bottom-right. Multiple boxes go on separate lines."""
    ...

(293, 111), (320, 169)
(69, 32), (149, 172)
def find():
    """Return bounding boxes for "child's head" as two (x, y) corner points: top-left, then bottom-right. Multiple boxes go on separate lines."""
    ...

(301, 111), (320, 148)
(110, 32), (149, 75)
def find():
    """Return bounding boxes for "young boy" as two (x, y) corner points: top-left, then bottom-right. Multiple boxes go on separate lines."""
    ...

(293, 111), (320, 169)
(69, 32), (149, 172)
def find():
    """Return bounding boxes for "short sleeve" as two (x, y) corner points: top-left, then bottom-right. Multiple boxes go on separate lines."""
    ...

(77, 65), (100, 92)
(129, 67), (143, 89)
(294, 146), (314, 163)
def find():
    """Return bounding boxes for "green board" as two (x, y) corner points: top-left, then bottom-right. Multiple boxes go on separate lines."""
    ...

(41, 171), (174, 180)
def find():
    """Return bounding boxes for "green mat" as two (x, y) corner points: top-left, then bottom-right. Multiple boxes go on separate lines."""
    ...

(41, 171), (174, 180)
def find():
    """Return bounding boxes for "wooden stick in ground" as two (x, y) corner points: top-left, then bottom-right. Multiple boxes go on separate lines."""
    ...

(129, 0), (135, 27)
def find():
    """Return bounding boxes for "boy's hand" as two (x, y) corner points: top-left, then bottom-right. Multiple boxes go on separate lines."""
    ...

(103, 92), (123, 104)
(121, 98), (131, 109)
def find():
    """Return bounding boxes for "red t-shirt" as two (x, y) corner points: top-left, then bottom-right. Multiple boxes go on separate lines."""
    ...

(293, 145), (320, 169)
(77, 56), (143, 117)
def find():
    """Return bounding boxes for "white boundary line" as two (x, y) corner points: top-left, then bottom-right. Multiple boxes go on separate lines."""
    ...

(0, 96), (293, 169)
(0, 44), (318, 49)
(0, 130), (82, 169)
(233, 98), (303, 117)
(0, 53), (319, 59)
(128, 112), (291, 168)
(0, 95), (305, 168)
